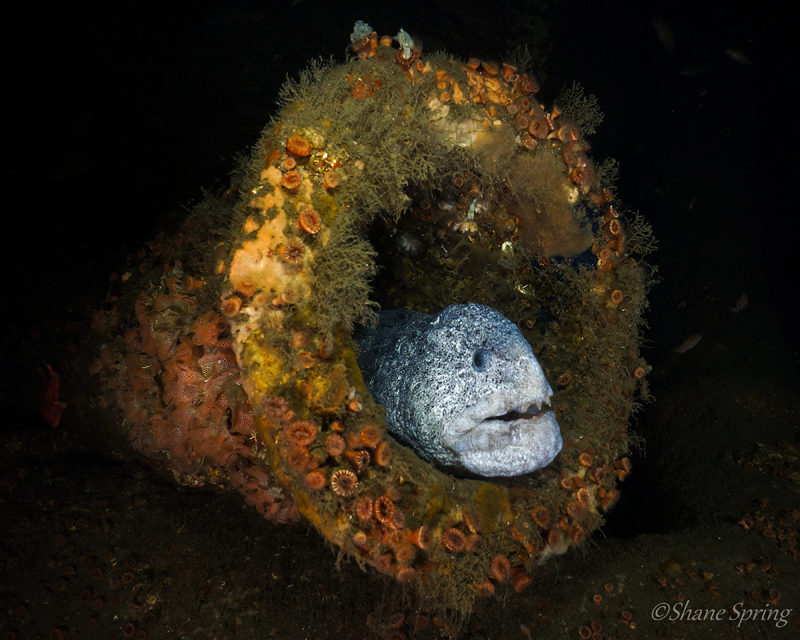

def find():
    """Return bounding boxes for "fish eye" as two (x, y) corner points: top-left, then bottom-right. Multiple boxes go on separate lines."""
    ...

(472, 349), (487, 371)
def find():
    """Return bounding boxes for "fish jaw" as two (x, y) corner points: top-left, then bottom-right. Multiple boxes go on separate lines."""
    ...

(446, 411), (562, 477)
(443, 384), (563, 477)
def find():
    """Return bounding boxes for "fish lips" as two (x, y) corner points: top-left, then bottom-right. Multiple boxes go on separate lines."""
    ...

(444, 395), (563, 477)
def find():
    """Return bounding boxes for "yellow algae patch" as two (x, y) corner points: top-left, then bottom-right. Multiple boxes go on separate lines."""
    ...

(242, 217), (260, 234)
(293, 486), (315, 521)
(250, 192), (283, 216)
(229, 210), (291, 296)
(469, 123), (515, 172)
(245, 341), (286, 392)
(250, 166), (287, 216)
(504, 152), (594, 258)
(340, 349), (367, 393)
(261, 165), (284, 187)
(297, 175), (314, 203)
(315, 191), (339, 226)
(474, 484), (512, 533)
(305, 363), (350, 415)
(426, 483), (450, 519)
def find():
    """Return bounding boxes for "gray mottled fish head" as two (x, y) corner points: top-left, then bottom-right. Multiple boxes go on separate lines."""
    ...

(417, 304), (563, 477)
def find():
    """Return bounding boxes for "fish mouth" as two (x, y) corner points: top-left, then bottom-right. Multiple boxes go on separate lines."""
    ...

(471, 392), (553, 430)
(445, 392), (554, 449)
(444, 390), (563, 476)
(489, 400), (550, 423)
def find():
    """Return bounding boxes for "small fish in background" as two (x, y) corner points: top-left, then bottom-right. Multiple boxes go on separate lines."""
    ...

(679, 60), (720, 76)
(673, 333), (703, 354)
(731, 293), (748, 314)
(726, 48), (753, 65)
(653, 16), (675, 54)
(688, 196), (696, 210)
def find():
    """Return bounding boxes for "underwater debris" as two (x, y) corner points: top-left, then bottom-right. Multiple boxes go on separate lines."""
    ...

(72, 21), (655, 626)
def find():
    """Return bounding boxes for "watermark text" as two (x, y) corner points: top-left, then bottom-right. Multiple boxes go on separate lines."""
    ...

(651, 600), (791, 628)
